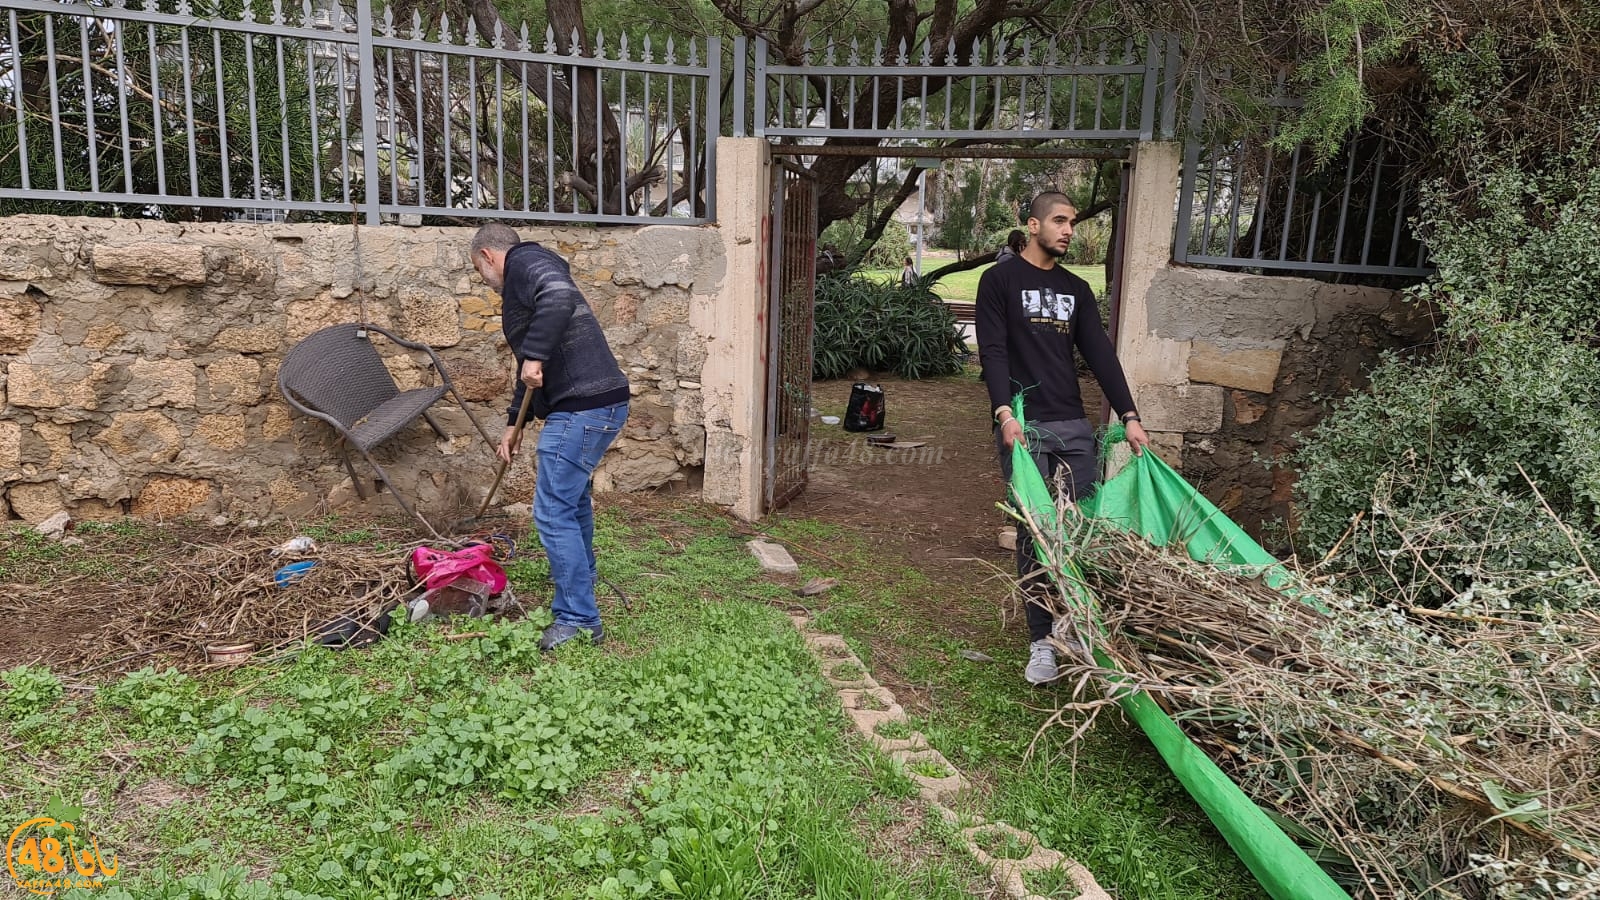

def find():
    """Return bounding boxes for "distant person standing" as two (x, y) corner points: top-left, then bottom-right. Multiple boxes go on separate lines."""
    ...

(900, 257), (918, 287)
(975, 192), (1149, 685)
(470, 223), (631, 652)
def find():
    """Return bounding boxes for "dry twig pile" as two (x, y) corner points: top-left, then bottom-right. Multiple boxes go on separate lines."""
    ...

(1030, 513), (1600, 899)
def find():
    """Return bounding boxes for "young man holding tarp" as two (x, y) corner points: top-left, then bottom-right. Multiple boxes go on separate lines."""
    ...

(975, 191), (1149, 684)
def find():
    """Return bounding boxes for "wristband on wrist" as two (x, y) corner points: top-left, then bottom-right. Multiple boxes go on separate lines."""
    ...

(1121, 413), (1141, 424)
(994, 406), (1013, 423)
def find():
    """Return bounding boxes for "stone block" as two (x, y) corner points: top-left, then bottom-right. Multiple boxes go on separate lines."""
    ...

(213, 323), (284, 353)
(7, 363), (103, 409)
(204, 356), (264, 405)
(382, 354), (426, 391)
(1147, 267), (1318, 342)
(445, 358), (508, 403)
(83, 323), (127, 351)
(1188, 341), (1284, 393)
(1136, 383), (1224, 433)
(0, 421), (19, 470)
(8, 481), (64, 523)
(100, 411), (183, 464)
(0, 291), (42, 354)
(1231, 390), (1267, 425)
(71, 499), (126, 522)
(747, 539), (799, 575)
(197, 414), (248, 450)
(132, 475), (214, 519)
(125, 358), (198, 408)
(601, 450), (681, 492)
(260, 403), (293, 440)
(399, 290), (462, 348)
(92, 242), (208, 288)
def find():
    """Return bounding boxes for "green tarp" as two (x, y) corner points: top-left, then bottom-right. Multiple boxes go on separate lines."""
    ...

(1007, 407), (1350, 900)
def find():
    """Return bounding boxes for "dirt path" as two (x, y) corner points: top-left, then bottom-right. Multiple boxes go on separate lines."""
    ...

(792, 373), (1105, 570)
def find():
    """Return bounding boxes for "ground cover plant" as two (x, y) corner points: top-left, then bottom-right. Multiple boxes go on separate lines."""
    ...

(0, 509), (987, 899)
(759, 512), (1268, 900)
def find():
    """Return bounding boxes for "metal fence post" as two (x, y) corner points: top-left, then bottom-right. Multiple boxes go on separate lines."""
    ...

(353, 0), (383, 224)
(706, 36), (720, 220)
(732, 35), (747, 138)
(753, 37), (766, 138)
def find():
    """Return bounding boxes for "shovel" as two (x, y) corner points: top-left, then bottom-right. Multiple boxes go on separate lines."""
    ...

(453, 387), (533, 533)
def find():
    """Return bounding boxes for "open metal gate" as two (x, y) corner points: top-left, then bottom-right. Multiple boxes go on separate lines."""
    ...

(764, 161), (818, 511)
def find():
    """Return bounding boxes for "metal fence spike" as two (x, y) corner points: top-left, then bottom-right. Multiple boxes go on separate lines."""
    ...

(381, 5), (394, 37)
(569, 27), (582, 55)
(518, 21), (530, 52)
(919, 37), (932, 65)
(871, 37), (883, 65)
(823, 39), (836, 65)
(665, 36), (676, 64)
(438, 11), (452, 44)
(896, 37), (907, 65)
(643, 34), (653, 63)
(687, 38), (698, 66)
(848, 37), (860, 65)
(544, 24), (556, 53)
(595, 29), (605, 57)
(269, 0), (283, 26)
(464, 17), (479, 47)
(944, 37), (957, 65)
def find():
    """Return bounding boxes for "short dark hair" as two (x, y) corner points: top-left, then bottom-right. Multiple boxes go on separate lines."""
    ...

(1006, 229), (1026, 252)
(1028, 191), (1075, 222)
(471, 223), (520, 257)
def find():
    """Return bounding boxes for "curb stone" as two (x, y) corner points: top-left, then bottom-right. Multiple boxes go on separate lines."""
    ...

(791, 614), (1112, 900)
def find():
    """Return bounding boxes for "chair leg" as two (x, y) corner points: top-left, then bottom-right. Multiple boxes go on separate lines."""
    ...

(422, 410), (447, 439)
(338, 439), (369, 500)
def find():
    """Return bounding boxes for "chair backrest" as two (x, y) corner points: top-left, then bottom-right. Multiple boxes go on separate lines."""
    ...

(278, 324), (400, 427)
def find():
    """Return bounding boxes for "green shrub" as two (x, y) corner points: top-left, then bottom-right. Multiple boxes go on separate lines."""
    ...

(813, 274), (966, 380)
(1292, 123), (1600, 610)
(819, 213), (915, 270)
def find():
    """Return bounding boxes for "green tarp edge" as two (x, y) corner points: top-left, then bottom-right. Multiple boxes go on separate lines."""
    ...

(1007, 404), (1350, 900)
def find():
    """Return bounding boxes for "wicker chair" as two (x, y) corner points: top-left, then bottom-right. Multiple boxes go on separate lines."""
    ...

(277, 323), (495, 530)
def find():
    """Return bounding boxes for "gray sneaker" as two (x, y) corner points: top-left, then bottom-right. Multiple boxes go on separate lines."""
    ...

(538, 622), (604, 651)
(1024, 639), (1059, 685)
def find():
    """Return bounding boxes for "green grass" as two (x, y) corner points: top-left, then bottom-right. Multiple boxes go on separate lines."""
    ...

(0, 511), (986, 900)
(859, 261), (1108, 302)
(763, 514), (1270, 900)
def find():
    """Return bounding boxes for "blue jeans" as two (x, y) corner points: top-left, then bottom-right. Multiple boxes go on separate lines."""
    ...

(534, 401), (628, 629)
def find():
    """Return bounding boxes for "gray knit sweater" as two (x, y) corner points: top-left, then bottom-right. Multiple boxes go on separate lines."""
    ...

(500, 242), (629, 423)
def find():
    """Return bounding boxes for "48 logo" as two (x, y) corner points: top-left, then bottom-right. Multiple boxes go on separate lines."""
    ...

(7, 816), (119, 896)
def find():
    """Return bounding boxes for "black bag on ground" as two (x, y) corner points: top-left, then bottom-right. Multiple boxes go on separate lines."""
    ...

(844, 382), (886, 432)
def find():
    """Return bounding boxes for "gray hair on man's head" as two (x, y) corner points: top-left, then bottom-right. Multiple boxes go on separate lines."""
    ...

(471, 222), (521, 257)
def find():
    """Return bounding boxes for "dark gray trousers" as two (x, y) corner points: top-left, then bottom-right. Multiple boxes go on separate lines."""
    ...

(996, 417), (1099, 641)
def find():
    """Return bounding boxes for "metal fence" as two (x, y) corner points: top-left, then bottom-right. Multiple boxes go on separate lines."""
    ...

(737, 32), (1179, 142)
(1174, 93), (1432, 277)
(0, 0), (719, 224)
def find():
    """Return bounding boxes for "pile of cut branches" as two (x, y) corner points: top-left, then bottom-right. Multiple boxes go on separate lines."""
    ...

(1026, 509), (1600, 899)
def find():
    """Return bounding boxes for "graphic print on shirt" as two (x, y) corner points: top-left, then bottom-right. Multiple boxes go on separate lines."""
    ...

(1020, 287), (1076, 334)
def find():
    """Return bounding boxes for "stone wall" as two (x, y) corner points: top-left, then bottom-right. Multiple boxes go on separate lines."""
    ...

(1133, 266), (1434, 540)
(0, 215), (725, 524)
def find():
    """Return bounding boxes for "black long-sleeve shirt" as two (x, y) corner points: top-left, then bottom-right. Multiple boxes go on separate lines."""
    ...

(975, 256), (1137, 422)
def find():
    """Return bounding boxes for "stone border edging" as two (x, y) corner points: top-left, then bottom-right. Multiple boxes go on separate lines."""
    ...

(790, 614), (1110, 900)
